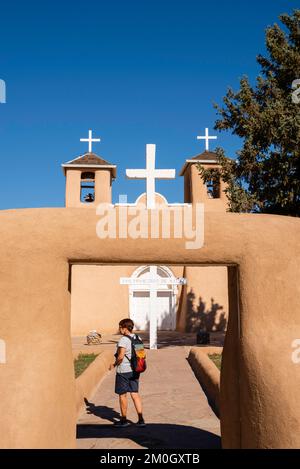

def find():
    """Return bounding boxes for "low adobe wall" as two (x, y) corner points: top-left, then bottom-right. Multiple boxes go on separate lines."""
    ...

(75, 350), (114, 416)
(0, 208), (299, 448)
(188, 347), (221, 417)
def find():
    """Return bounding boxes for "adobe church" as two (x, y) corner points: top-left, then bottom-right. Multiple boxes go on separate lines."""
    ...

(62, 131), (230, 336)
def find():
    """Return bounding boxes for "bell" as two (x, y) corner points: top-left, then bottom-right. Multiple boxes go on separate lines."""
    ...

(84, 193), (94, 202)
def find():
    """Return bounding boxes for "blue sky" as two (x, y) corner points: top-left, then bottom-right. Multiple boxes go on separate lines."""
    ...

(0, 0), (298, 208)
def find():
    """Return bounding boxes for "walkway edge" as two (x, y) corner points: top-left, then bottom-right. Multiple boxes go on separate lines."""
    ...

(188, 347), (221, 418)
(76, 349), (115, 416)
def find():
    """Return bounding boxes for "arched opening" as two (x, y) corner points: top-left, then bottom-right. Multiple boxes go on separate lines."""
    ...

(80, 171), (95, 203)
(206, 173), (220, 199)
(70, 262), (232, 449)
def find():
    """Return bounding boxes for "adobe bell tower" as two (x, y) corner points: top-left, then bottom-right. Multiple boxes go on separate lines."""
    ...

(61, 130), (116, 207)
(180, 151), (229, 211)
(180, 128), (229, 211)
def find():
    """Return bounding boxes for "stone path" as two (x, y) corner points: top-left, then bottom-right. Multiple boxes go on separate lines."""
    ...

(77, 346), (221, 449)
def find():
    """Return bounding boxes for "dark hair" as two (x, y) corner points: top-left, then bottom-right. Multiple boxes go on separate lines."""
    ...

(119, 318), (134, 332)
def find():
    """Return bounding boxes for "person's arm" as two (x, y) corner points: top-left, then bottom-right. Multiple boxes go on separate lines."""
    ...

(110, 347), (126, 369)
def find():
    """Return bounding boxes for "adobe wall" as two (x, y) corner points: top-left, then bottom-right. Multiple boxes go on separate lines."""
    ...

(181, 266), (228, 333)
(71, 264), (135, 336)
(0, 207), (299, 448)
(70, 265), (228, 335)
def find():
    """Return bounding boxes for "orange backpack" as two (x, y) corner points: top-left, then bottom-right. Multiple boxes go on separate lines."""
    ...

(126, 334), (147, 373)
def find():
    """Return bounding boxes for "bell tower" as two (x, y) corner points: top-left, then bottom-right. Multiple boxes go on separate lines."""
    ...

(61, 153), (116, 207)
(62, 130), (116, 208)
(179, 150), (228, 211)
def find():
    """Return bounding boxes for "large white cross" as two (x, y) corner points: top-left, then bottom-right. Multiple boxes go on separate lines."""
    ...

(126, 144), (175, 209)
(197, 127), (217, 152)
(80, 129), (101, 153)
(120, 267), (186, 350)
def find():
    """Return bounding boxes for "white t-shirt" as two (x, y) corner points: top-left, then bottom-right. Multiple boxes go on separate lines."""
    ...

(116, 333), (135, 374)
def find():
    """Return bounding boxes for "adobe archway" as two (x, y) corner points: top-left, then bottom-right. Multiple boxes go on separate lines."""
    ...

(0, 207), (299, 448)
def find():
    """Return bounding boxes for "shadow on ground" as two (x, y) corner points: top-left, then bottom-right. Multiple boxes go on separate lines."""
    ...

(121, 331), (225, 349)
(77, 423), (221, 449)
(78, 400), (221, 449)
(84, 399), (120, 422)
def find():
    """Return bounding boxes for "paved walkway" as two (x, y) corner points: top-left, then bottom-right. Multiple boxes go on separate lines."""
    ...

(77, 346), (221, 449)
(72, 331), (224, 357)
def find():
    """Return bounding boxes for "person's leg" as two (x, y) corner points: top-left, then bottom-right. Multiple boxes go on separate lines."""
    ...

(130, 392), (142, 414)
(130, 392), (145, 423)
(119, 393), (128, 418)
(114, 374), (131, 427)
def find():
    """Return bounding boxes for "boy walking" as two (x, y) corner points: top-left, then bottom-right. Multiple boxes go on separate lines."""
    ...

(110, 318), (146, 427)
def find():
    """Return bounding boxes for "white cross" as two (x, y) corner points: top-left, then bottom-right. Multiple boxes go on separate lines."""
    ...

(80, 129), (101, 153)
(126, 144), (175, 209)
(197, 127), (217, 152)
(120, 267), (186, 349)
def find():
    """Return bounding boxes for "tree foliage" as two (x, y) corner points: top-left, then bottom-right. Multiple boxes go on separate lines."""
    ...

(198, 10), (300, 216)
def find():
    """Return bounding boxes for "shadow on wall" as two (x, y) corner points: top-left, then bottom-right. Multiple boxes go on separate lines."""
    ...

(160, 307), (176, 330)
(186, 289), (227, 333)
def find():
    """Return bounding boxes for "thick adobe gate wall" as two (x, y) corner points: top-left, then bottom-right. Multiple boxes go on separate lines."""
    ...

(0, 208), (299, 448)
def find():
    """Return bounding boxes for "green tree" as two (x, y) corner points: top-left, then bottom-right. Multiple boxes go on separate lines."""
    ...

(198, 10), (300, 216)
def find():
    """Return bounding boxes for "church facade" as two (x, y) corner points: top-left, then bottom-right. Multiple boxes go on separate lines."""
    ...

(62, 146), (229, 336)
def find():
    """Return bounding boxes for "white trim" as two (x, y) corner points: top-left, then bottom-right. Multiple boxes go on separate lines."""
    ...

(121, 278), (185, 285)
(61, 163), (117, 178)
(131, 264), (176, 281)
(115, 192), (188, 208)
(185, 159), (218, 164)
(135, 191), (168, 206)
(62, 164), (116, 169)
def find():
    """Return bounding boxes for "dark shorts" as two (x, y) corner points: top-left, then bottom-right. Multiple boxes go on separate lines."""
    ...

(115, 372), (140, 395)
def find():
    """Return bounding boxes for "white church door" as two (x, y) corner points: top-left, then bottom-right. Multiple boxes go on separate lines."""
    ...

(131, 291), (150, 330)
(128, 266), (177, 331)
